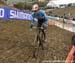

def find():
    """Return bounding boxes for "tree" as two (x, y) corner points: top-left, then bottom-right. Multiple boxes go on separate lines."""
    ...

(32, 1), (48, 7)
(14, 2), (24, 10)
(14, 1), (48, 10)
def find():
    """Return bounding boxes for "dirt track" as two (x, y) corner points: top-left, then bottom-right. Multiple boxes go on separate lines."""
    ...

(0, 20), (74, 63)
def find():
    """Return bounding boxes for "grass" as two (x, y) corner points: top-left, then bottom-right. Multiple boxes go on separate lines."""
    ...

(0, 1), (7, 7)
(0, 1), (18, 10)
(46, 6), (75, 18)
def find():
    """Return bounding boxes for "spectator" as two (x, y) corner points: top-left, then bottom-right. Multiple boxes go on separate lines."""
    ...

(73, 18), (75, 21)
(65, 35), (75, 63)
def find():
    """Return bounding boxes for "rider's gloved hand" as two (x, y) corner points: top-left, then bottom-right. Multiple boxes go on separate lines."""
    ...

(30, 23), (34, 31)
(30, 24), (33, 29)
(30, 23), (34, 29)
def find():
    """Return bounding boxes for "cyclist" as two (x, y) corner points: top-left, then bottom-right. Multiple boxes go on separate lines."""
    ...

(30, 4), (48, 42)
(65, 35), (75, 63)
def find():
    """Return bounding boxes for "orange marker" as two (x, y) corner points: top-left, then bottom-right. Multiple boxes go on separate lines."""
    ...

(65, 46), (75, 63)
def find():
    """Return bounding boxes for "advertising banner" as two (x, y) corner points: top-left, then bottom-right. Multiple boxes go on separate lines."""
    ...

(0, 7), (32, 21)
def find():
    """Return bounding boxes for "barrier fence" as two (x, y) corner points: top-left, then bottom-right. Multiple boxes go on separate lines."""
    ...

(0, 7), (32, 21)
(0, 6), (75, 32)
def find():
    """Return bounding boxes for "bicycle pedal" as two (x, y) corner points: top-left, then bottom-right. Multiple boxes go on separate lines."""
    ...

(32, 56), (37, 59)
(39, 43), (42, 47)
(44, 39), (47, 43)
(41, 47), (44, 50)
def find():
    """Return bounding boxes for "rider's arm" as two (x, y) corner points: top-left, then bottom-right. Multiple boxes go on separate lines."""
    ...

(44, 16), (48, 26)
(40, 10), (48, 26)
(30, 13), (35, 28)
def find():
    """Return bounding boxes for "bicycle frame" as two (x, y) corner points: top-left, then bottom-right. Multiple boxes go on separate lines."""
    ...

(37, 28), (45, 48)
(32, 27), (45, 58)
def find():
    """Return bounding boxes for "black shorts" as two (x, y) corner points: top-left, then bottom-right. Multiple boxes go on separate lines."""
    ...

(37, 22), (44, 28)
(37, 18), (45, 28)
(37, 20), (47, 32)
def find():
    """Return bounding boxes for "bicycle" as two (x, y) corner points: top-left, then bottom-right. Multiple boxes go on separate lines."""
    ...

(32, 25), (47, 58)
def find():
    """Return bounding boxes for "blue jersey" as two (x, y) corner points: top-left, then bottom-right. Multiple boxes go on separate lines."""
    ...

(31, 10), (48, 25)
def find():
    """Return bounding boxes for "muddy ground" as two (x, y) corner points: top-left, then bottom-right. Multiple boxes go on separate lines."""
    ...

(0, 20), (74, 63)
